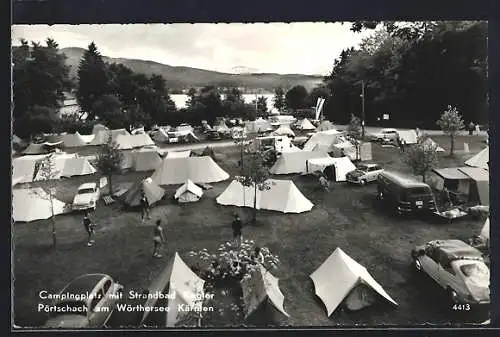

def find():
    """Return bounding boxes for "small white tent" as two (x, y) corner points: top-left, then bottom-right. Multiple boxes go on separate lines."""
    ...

(131, 148), (162, 171)
(151, 156), (230, 185)
(480, 218), (490, 244)
(303, 129), (341, 152)
(216, 179), (314, 213)
(62, 132), (89, 147)
(123, 177), (165, 207)
(397, 130), (418, 144)
(299, 118), (316, 131)
(166, 150), (191, 159)
(13, 187), (68, 222)
(241, 265), (290, 323)
(246, 118), (273, 133)
(310, 248), (398, 315)
(306, 156), (357, 182)
(270, 150), (328, 175)
(174, 179), (204, 203)
(140, 252), (205, 327)
(272, 125), (295, 137)
(115, 133), (155, 150)
(465, 147), (489, 171)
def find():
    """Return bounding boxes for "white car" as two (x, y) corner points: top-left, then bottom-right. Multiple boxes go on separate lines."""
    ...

(73, 182), (100, 211)
(346, 163), (384, 185)
(369, 128), (399, 142)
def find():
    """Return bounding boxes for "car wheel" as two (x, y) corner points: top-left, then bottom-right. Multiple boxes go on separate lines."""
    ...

(448, 288), (459, 304)
(414, 258), (422, 272)
(360, 179), (367, 186)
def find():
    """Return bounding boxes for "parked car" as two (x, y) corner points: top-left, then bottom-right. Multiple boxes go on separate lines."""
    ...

(43, 273), (124, 328)
(377, 171), (437, 215)
(346, 163), (384, 185)
(411, 240), (490, 305)
(72, 182), (100, 211)
(206, 130), (222, 140)
(369, 128), (399, 142)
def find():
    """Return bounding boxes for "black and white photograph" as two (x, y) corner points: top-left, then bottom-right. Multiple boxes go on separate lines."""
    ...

(11, 21), (490, 328)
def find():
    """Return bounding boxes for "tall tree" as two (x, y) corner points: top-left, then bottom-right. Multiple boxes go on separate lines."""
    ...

(77, 42), (109, 119)
(222, 87), (246, 117)
(436, 105), (465, 157)
(346, 114), (363, 159)
(285, 85), (308, 112)
(95, 137), (123, 196)
(272, 87), (286, 112)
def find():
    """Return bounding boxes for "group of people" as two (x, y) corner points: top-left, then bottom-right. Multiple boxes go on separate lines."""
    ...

(81, 189), (165, 258)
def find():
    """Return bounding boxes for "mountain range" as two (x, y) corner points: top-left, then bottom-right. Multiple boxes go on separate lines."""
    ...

(61, 47), (324, 92)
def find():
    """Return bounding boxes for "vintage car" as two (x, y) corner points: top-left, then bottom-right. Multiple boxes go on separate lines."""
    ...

(411, 239), (490, 305)
(43, 274), (124, 328)
(72, 182), (100, 211)
(346, 163), (384, 185)
(369, 128), (399, 142)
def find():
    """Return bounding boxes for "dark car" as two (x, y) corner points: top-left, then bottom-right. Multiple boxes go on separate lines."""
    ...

(411, 240), (490, 305)
(206, 130), (222, 140)
(43, 274), (124, 328)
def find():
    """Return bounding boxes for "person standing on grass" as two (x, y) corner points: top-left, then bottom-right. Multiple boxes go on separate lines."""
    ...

(140, 190), (150, 222)
(232, 213), (243, 249)
(83, 211), (95, 247)
(153, 219), (165, 258)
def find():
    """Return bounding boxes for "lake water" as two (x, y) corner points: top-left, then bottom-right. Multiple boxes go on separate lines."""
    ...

(170, 94), (278, 113)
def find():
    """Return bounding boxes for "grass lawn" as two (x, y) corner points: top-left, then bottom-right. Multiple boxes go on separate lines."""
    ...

(13, 134), (489, 327)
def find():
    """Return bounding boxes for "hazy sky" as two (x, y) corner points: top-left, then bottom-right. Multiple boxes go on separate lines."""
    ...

(11, 23), (373, 75)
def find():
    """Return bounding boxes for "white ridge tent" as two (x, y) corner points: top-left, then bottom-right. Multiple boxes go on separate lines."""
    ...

(421, 138), (445, 152)
(465, 147), (489, 170)
(166, 150), (191, 159)
(299, 118), (316, 131)
(140, 252), (205, 327)
(12, 154), (49, 183)
(13, 187), (68, 222)
(480, 218), (490, 244)
(310, 248), (398, 315)
(151, 156), (230, 185)
(115, 133), (155, 150)
(272, 125), (295, 137)
(303, 129), (342, 152)
(123, 177), (165, 207)
(62, 132), (89, 147)
(270, 150), (328, 175)
(306, 156), (357, 182)
(397, 130), (418, 144)
(246, 118), (273, 133)
(131, 148), (162, 171)
(174, 179), (204, 203)
(216, 179), (314, 213)
(241, 265), (290, 323)
(34, 155), (96, 180)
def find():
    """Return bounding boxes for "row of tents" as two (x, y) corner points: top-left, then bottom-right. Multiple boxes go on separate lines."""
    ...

(138, 248), (399, 327)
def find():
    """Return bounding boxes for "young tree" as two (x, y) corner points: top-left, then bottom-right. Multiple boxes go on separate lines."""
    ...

(436, 105), (465, 157)
(77, 42), (109, 119)
(95, 136), (123, 196)
(272, 87), (286, 112)
(34, 155), (61, 248)
(346, 114), (362, 159)
(403, 134), (439, 182)
(237, 151), (272, 225)
(252, 96), (268, 118)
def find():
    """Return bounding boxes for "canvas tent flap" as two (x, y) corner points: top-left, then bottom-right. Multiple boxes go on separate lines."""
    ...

(175, 179), (203, 200)
(465, 147), (489, 170)
(123, 177), (165, 207)
(151, 156), (230, 185)
(166, 150), (191, 158)
(13, 187), (68, 222)
(270, 150), (328, 174)
(310, 248), (397, 316)
(480, 219), (490, 242)
(216, 179), (313, 213)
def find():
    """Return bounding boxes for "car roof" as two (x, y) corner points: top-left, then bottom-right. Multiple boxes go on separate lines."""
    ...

(61, 273), (109, 295)
(380, 171), (431, 189)
(428, 240), (483, 260)
(78, 182), (97, 190)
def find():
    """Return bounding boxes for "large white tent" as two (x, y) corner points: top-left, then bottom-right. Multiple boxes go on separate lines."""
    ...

(115, 133), (155, 150)
(310, 248), (398, 316)
(131, 148), (163, 171)
(246, 118), (273, 133)
(34, 155), (96, 180)
(397, 130), (418, 144)
(13, 187), (68, 222)
(299, 118), (316, 131)
(140, 252), (205, 327)
(123, 177), (165, 207)
(270, 150), (328, 175)
(272, 125), (295, 137)
(303, 129), (342, 152)
(241, 265), (290, 322)
(62, 132), (89, 147)
(465, 147), (489, 170)
(151, 156), (230, 185)
(306, 156), (357, 182)
(216, 179), (314, 213)
(174, 179), (204, 203)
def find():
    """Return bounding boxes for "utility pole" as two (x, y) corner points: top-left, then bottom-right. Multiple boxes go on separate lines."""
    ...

(361, 80), (365, 138)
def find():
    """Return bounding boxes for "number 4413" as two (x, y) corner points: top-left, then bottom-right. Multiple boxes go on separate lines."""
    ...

(452, 304), (471, 311)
